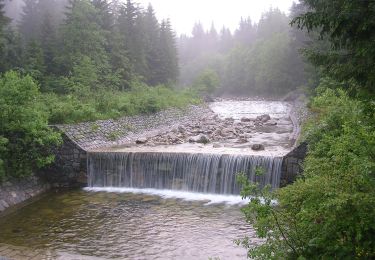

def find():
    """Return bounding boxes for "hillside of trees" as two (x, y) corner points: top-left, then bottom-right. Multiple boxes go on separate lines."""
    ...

(178, 6), (312, 96)
(0, 0), (199, 180)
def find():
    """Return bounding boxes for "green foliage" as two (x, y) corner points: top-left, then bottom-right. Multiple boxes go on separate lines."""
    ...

(0, 136), (8, 179)
(23, 40), (45, 82)
(192, 69), (220, 95)
(238, 82), (375, 259)
(179, 8), (308, 96)
(0, 71), (61, 179)
(42, 83), (200, 124)
(58, 0), (110, 82)
(292, 0), (375, 94)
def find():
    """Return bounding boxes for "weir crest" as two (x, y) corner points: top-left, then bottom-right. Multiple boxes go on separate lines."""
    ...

(87, 152), (283, 195)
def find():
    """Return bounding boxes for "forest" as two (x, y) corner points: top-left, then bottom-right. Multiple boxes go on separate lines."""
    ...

(0, 0), (374, 259)
(0, 0), (199, 178)
(178, 6), (310, 96)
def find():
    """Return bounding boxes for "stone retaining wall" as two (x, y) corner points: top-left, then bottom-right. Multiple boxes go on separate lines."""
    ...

(0, 175), (50, 213)
(44, 130), (87, 187)
(280, 142), (307, 187)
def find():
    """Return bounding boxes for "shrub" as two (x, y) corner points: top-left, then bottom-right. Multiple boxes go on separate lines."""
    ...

(0, 71), (62, 179)
(238, 80), (375, 259)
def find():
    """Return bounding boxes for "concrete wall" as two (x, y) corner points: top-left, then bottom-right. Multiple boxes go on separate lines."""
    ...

(0, 175), (50, 213)
(280, 142), (307, 187)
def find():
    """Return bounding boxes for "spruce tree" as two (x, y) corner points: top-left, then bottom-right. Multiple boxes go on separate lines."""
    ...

(58, 0), (110, 85)
(18, 0), (39, 42)
(117, 0), (146, 80)
(234, 17), (256, 45)
(143, 4), (161, 85)
(158, 19), (178, 85)
(40, 13), (57, 75)
(23, 40), (45, 82)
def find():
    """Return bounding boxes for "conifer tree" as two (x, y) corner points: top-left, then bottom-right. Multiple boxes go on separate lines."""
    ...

(143, 4), (161, 85)
(58, 0), (110, 85)
(158, 19), (178, 84)
(23, 40), (45, 82)
(234, 17), (256, 45)
(18, 0), (39, 42)
(40, 13), (57, 75)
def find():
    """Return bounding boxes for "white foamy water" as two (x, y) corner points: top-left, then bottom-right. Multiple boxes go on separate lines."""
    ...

(209, 100), (291, 120)
(84, 187), (250, 205)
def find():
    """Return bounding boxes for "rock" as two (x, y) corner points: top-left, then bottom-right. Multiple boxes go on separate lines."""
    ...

(256, 114), (271, 123)
(178, 125), (186, 133)
(240, 133), (252, 139)
(204, 95), (215, 102)
(264, 120), (277, 126)
(241, 117), (251, 122)
(135, 137), (148, 144)
(251, 144), (265, 151)
(235, 138), (248, 144)
(213, 143), (222, 148)
(189, 134), (210, 144)
(213, 129), (222, 136)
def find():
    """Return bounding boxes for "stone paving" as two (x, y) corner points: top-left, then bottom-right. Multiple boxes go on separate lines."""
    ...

(57, 105), (211, 151)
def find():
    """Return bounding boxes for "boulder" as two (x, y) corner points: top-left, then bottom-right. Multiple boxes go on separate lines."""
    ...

(256, 114), (271, 123)
(189, 134), (210, 144)
(135, 137), (148, 144)
(178, 125), (186, 133)
(264, 120), (277, 126)
(241, 117), (252, 122)
(251, 144), (265, 151)
(235, 138), (248, 144)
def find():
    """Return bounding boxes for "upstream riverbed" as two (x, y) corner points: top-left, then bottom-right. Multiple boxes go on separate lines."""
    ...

(0, 189), (255, 259)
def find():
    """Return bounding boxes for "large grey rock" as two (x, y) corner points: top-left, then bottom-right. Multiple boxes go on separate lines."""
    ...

(251, 144), (265, 151)
(135, 137), (148, 144)
(189, 134), (210, 144)
(241, 117), (251, 122)
(256, 114), (271, 123)
(178, 125), (186, 133)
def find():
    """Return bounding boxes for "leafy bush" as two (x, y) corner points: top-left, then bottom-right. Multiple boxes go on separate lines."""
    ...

(238, 80), (375, 259)
(0, 71), (62, 180)
(43, 82), (200, 124)
(192, 69), (220, 95)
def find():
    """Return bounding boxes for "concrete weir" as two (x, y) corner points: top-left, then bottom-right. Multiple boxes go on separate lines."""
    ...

(47, 99), (307, 189)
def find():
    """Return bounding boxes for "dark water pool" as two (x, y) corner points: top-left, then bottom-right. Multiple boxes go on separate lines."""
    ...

(0, 189), (256, 259)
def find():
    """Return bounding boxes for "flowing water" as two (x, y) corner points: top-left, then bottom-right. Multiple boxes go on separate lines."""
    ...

(209, 100), (291, 120)
(0, 190), (255, 259)
(88, 152), (283, 192)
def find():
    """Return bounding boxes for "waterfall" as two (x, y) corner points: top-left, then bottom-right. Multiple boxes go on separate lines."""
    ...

(87, 152), (282, 195)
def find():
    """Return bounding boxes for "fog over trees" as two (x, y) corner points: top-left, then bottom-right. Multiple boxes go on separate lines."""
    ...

(179, 5), (312, 96)
(3, 0), (313, 97)
(1, 0), (178, 90)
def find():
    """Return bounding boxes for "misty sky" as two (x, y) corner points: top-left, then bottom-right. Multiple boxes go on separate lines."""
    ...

(137, 0), (296, 35)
